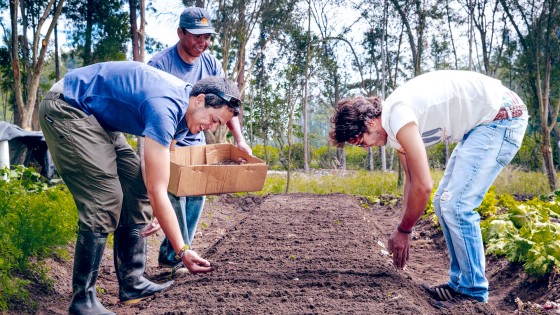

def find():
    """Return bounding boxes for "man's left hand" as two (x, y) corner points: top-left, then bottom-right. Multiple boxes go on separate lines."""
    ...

(236, 141), (253, 156)
(387, 228), (412, 269)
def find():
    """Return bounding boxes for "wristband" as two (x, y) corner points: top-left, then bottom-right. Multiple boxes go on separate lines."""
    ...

(174, 244), (190, 261)
(397, 224), (412, 234)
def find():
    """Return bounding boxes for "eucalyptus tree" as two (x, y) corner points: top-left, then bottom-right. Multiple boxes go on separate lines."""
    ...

(499, 0), (560, 190)
(356, 0), (389, 171)
(274, 27), (308, 190)
(0, 46), (11, 122)
(205, 0), (297, 144)
(7, 0), (64, 130)
(129, 0), (146, 63)
(64, 0), (129, 65)
(457, 0), (509, 75)
(247, 26), (282, 163)
(389, 0), (431, 76)
(308, 0), (360, 171)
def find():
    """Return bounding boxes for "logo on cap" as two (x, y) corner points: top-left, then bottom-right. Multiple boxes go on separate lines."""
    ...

(197, 17), (210, 26)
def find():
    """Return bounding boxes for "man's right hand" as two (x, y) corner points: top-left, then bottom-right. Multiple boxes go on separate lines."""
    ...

(182, 250), (214, 274)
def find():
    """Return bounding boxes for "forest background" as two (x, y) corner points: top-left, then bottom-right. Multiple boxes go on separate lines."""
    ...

(0, 0), (560, 312)
(0, 0), (559, 190)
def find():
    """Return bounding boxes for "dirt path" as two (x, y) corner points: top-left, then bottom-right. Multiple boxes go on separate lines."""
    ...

(30, 193), (558, 314)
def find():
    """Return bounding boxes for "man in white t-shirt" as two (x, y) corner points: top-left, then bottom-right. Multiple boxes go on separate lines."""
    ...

(329, 70), (528, 309)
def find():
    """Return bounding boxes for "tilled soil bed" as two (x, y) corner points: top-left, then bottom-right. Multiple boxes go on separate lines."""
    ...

(26, 193), (560, 314)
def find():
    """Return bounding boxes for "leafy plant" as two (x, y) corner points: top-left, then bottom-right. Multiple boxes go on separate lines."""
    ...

(483, 194), (560, 276)
(422, 189), (439, 227)
(476, 186), (499, 219)
(0, 166), (77, 312)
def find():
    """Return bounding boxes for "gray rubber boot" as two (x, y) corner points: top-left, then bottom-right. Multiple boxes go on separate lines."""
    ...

(114, 224), (174, 305)
(68, 230), (115, 315)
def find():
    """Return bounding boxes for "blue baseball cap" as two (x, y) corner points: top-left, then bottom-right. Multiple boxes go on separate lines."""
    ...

(179, 7), (217, 35)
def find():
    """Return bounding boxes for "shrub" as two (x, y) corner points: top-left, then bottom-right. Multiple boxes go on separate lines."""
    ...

(345, 146), (369, 170)
(483, 193), (560, 276)
(252, 144), (280, 168)
(280, 143), (305, 170)
(0, 166), (77, 312)
(125, 135), (138, 151)
(425, 142), (457, 169)
(313, 146), (338, 169)
(476, 186), (499, 219)
(512, 135), (541, 171)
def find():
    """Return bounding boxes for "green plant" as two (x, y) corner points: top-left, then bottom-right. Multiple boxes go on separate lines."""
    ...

(313, 145), (337, 169)
(252, 144), (280, 167)
(422, 189), (439, 227)
(483, 194), (560, 276)
(0, 166), (78, 312)
(0, 272), (30, 312)
(344, 146), (368, 170)
(280, 143), (305, 170)
(475, 186), (499, 219)
(126, 135), (138, 151)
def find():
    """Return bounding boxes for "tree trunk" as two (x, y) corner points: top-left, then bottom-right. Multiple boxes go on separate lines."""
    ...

(83, 0), (94, 65)
(337, 147), (346, 170)
(129, 0), (140, 61)
(285, 85), (296, 193)
(303, 0), (311, 172)
(542, 131), (557, 190)
(129, 0), (146, 155)
(54, 0), (60, 81)
(380, 0), (388, 172)
(12, 0), (64, 130)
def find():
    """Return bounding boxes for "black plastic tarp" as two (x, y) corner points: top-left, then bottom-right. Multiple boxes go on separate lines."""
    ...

(0, 121), (56, 179)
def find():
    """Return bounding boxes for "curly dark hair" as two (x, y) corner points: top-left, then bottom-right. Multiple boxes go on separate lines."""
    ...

(329, 96), (383, 147)
(190, 76), (241, 116)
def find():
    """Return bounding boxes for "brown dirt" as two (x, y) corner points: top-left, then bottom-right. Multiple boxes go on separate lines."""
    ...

(16, 193), (560, 314)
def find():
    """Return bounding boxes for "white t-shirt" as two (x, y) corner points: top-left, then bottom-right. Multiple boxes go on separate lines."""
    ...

(381, 70), (507, 149)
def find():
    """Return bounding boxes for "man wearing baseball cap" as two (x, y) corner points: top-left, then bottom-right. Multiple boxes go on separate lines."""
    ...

(146, 7), (252, 275)
(179, 6), (217, 35)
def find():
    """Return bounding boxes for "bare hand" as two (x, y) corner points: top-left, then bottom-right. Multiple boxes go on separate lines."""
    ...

(387, 228), (412, 269)
(141, 218), (161, 237)
(182, 250), (214, 274)
(236, 142), (253, 156)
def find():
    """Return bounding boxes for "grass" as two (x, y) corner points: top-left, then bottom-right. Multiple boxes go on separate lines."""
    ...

(252, 166), (553, 198)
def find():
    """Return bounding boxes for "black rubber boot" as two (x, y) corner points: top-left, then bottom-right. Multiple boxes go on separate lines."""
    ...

(68, 230), (115, 315)
(114, 224), (174, 305)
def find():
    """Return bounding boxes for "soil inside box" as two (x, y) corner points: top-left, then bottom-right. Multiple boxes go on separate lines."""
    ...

(211, 159), (243, 165)
(23, 193), (560, 315)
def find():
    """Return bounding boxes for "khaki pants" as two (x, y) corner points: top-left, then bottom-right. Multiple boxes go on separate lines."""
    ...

(39, 91), (152, 233)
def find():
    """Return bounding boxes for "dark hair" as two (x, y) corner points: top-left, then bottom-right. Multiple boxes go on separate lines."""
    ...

(329, 96), (382, 146)
(190, 77), (241, 116)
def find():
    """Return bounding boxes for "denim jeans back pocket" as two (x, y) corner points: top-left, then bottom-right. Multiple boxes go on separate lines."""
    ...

(496, 118), (528, 166)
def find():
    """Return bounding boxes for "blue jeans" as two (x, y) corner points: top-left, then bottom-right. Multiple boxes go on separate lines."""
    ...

(158, 193), (205, 267)
(433, 113), (528, 302)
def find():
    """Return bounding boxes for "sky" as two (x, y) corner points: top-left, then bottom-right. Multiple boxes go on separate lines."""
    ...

(1, 1), (365, 60)
(144, 1), (185, 54)
(0, 0), (186, 60)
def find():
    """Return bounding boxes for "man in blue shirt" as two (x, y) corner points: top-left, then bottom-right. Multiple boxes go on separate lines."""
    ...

(147, 7), (252, 274)
(39, 61), (242, 314)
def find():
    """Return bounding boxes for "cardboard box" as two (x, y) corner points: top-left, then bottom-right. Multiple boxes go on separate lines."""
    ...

(168, 143), (268, 196)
